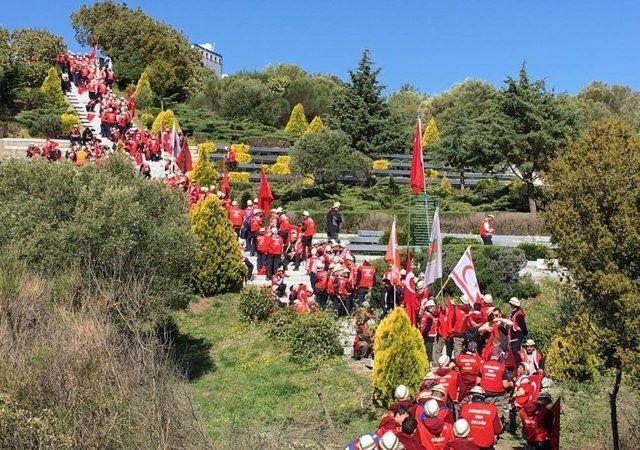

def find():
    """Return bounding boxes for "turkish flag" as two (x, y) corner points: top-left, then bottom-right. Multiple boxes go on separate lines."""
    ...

(221, 168), (230, 198)
(450, 246), (483, 304)
(550, 398), (561, 450)
(86, 113), (95, 122)
(258, 167), (273, 217)
(410, 118), (425, 195)
(385, 217), (401, 285)
(176, 139), (193, 174)
(404, 247), (413, 273)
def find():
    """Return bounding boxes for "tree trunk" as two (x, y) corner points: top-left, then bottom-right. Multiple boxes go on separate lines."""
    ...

(527, 181), (537, 213)
(610, 362), (622, 450)
(459, 170), (465, 191)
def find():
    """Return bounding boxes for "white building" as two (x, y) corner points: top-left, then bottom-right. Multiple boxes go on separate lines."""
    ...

(192, 43), (223, 77)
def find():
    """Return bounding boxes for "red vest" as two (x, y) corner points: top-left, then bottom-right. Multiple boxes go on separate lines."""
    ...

(229, 207), (244, 227)
(338, 278), (351, 296)
(314, 270), (328, 291)
(460, 402), (501, 448)
(452, 305), (470, 335)
(256, 234), (270, 253)
(327, 274), (337, 295)
(268, 235), (284, 255)
(421, 312), (438, 337)
(455, 353), (482, 377)
(250, 215), (263, 232)
(480, 360), (506, 394)
(511, 309), (526, 332)
(479, 219), (492, 237)
(417, 420), (454, 450)
(358, 265), (376, 288)
(433, 368), (459, 402)
(519, 406), (553, 444)
(301, 217), (316, 237)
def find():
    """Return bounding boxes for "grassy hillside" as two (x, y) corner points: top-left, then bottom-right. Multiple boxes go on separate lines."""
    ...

(173, 294), (378, 448)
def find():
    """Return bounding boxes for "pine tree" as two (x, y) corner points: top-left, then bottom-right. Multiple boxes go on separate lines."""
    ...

(151, 109), (179, 135)
(191, 143), (218, 186)
(305, 116), (324, 134)
(422, 117), (440, 148)
(372, 308), (428, 407)
(40, 66), (65, 106)
(285, 103), (308, 135)
(134, 71), (154, 110)
(190, 196), (245, 295)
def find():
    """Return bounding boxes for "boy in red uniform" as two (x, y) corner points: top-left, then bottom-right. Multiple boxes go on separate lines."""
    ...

(355, 259), (377, 306)
(417, 399), (454, 450)
(455, 342), (483, 406)
(228, 201), (244, 236)
(445, 419), (480, 450)
(300, 211), (315, 258)
(460, 387), (502, 450)
(518, 392), (554, 450)
(266, 227), (284, 280)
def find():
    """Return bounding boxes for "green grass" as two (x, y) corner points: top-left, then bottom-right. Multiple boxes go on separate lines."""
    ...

(173, 294), (379, 447)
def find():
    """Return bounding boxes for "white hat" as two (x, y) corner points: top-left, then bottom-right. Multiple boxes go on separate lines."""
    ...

(276, 207), (283, 213)
(525, 339), (536, 347)
(460, 295), (470, 305)
(232, 200), (238, 206)
(259, 228), (265, 233)
(310, 248), (317, 256)
(339, 242), (346, 248)
(201, 187), (209, 192)
(333, 201), (341, 208)
(438, 355), (450, 367)
(483, 294), (493, 304)
(303, 210), (310, 217)
(469, 386), (485, 395)
(400, 269), (407, 276)
(417, 390), (431, 401)
(357, 434), (377, 450)
(487, 214), (495, 219)
(416, 281), (424, 290)
(247, 200), (253, 206)
(425, 399), (439, 418)
(253, 198), (258, 204)
(425, 299), (436, 308)
(394, 385), (410, 401)
(379, 431), (400, 450)
(431, 384), (446, 396)
(453, 419), (471, 438)
(423, 372), (437, 381)
(270, 227), (278, 234)
(509, 297), (521, 307)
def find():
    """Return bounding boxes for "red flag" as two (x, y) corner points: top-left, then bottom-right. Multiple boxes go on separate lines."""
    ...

(258, 167), (273, 217)
(86, 113), (95, 122)
(134, 151), (143, 165)
(410, 118), (425, 195)
(176, 139), (193, 174)
(89, 43), (97, 60)
(221, 168), (230, 198)
(550, 398), (561, 450)
(385, 217), (401, 285)
(404, 247), (413, 273)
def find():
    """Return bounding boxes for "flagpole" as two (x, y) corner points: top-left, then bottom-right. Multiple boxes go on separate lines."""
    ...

(434, 275), (452, 301)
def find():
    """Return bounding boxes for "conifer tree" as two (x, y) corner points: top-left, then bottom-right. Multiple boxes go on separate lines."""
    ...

(190, 196), (245, 295)
(285, 103), (308, 135)
(151, 109), (179, 135)
(191, 143), (218, 186)
(40, 66), (66, 106)
(372, 308), (428, 407)
(134, 71), (154, 110)
(305, 116), (324, 134)
(422, 117), (440, 148)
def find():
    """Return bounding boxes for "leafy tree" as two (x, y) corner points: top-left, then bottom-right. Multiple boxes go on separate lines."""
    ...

(290, 129), (371, 185)
(219, 78), (288, 126)
(9, 28), (66, 86)
(427, 79), (502, 189)
(284, 103), (308, 135)
(329, 49), (404, 154)
(134, 71), (154, 111)
(285, 76), (339, 119)
(545, 118), (640, 450)
(574, 82), (640, 131)
(190, 196), (245, 295)
(372, 308), (428, 407)
(422, 117), (439, 148)
(491, 64), (578, 212)
(40, 67), (66, 107)
(71, 2), (210, 100)
(266, 75), (291, 95)
(305, 116), (324, 134)
(191, 144), (218, 186)
(388, 84), (427, 145)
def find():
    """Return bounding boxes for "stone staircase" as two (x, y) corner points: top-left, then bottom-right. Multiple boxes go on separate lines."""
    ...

(65, 84), (112, 148)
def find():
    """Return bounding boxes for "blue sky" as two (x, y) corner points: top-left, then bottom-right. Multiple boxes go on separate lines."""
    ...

(2, 0), (639, 95)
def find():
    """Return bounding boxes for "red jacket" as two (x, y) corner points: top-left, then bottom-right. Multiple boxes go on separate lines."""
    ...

(229, 206), (244, 227)
(397, 432), (426, 450)
(479, 360), (507, 394)
(432, 368), (459, 402)
(460, 401), (502, 448)
(357, 264), (377, 288)
(268, 234), (284, 255)
(301, 217), (316, 237)
(417, 417), (454, 450)
(444, 439), (480, 450)
(256, 234), (270, 254)
(250, 215), (263, 233)
(519, 402), (554, 445)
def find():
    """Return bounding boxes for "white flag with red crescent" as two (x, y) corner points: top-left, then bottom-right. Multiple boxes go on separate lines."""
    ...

(450, 246), (483, 304)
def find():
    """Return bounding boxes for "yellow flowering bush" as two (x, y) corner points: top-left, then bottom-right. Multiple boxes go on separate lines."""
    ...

(426, 169), (439, 179)
(60, 113), (80, 135)
(232, 143), (251, 164)
(440, 176), (452, 193)
(229, 172), (250, 183)
(372, 159), (391, 170)
(268, 156), (291, 175)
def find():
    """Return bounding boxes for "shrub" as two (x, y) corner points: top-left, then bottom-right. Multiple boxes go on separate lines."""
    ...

(235, 152), (251, 164)
(40, 67), (66, 106)
(140, 113), (154, 130)
(518, 242), (553, 260)
(426, 169), (438, 179)
(305, 115), (324, 134)
(190, 196), (245, 296)
(372, 308), (428, 407)
(151, 109), (179, 135)
(372, 159), (391, 170)
(284, 103), (308, 135)
(440, 176), (453, 193)
(286, 311), (342, 365)
(59, 113), (80, 135)
(268, 155), (291, 175)
(239, 287), (275, 322)
(197, 141), (215, 154)
(546, 315), (601, 382)
(134, 71), (154, 110)
(229, 171), (250, 183)
(191, 143), (218, 187)
(36, 113), (63, 138)
(0, 156), (197, 326)
(442, 236), (478, 245)
(267, 307), (301, 342)
(422, 117), (439, 148)
(232, 143), (250, 155)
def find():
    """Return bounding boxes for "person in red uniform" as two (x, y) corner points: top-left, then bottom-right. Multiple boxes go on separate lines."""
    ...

(355, 259), (377, 306)
(420, 299), (439, 365)
(255, 228), (269, 274)
(518, 339), (545, 376)
(249, 210), (264, 256)
(377, 406), (411, 436)
(337, 269), (354, 316)
(452, 296), (472, 357)
(518, 392), (554, 450)
(477, 348), (513, 425)
(508, 297), (528, 357)
(460, 386), (503, 450)
(266, 227), (284, 280)
(455, 342), (483, 406)
(403, 270), (419, 327)
(479, 214), (494, 245)
(313, 266), (329, 309)
(300, 211), (315, 258)
(445, 419), (480, 450)
(228, 201), (244, 236)
(397, 416), (426, 450)
(417, 399), (454, 450)
(431, 355), (459, 403)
